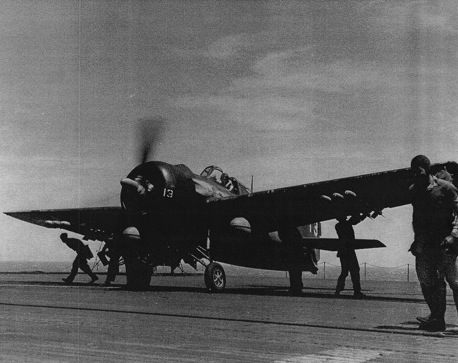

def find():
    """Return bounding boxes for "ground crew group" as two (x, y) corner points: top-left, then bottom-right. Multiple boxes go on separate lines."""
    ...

(58, 154), (458, 333)
(60, 233), (98, 285)
(60, 232), (118, 286)
(330, 154), (458, 332)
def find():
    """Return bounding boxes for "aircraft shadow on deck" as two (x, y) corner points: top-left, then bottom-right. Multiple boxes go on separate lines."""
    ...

(1, 280), (426, 303)
(225, 286), (424, 303)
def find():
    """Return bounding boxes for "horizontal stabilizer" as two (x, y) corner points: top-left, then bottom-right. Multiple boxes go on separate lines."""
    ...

(302, 237), (385, 251)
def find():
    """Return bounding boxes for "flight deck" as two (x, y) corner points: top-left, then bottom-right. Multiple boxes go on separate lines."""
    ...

(0, 272), (457, 362)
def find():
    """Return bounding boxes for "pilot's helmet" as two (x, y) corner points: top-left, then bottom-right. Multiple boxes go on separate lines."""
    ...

(221, 173), (228, 181)
(411, 155), (431, 173)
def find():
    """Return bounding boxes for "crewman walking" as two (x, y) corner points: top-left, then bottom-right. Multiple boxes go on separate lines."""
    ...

(60, 233), (98, 285)
(334, 214), (366, 298)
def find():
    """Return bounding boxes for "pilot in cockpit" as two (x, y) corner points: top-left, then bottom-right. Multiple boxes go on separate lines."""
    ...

(221, 173), (235, 192)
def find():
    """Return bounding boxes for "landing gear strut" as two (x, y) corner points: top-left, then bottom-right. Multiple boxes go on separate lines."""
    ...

(188, 246), (226, 292)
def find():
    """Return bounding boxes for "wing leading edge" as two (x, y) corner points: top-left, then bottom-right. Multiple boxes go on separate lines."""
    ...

(207, 161), (458, 231)
(4, 207), (124, 241)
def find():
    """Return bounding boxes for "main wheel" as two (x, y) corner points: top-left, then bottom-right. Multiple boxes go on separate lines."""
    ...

(204, 262), (226, 292)
(124, 257), (153, 291)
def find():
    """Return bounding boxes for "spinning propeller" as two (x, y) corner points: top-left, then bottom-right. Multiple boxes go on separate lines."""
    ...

(137, 117), (165, 164)
(121, 117), (166, 211)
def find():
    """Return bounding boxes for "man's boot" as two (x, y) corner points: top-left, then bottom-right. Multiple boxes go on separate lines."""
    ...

(353, 278), (365, 299)
(419, 285), (446, 332)
(416, 315), (432, 324)
(353, 290), (366, 299)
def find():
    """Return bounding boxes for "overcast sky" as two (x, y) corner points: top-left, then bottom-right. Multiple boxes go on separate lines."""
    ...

(1, 0), (457, 265)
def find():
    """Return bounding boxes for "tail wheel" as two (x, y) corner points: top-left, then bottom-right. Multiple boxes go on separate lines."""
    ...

(204, 262), (226, 292)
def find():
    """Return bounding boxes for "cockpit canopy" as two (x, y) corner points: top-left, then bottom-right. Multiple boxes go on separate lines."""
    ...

(200, 165), (251, 195)
(200, 165), (224, 184)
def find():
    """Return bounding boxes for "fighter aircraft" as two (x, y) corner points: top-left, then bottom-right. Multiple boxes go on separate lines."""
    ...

(5, 121), (458, 291)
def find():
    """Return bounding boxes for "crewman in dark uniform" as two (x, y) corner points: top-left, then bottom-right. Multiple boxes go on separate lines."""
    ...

(99, 240), (121, 286)
(334, 214), (366, 298)
(61, 233), (98, 285)
(409, 155), (458, 332)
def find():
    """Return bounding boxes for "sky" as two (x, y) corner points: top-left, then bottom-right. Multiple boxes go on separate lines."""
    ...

(1, 0), (458, 266)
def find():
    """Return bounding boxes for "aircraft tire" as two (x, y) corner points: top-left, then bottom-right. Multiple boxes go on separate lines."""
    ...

(204, 262), (226, 292)
(124, 257), (152, 291)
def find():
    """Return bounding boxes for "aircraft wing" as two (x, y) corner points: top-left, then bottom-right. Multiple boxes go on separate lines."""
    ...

(4, 207), (124, 241)
(207, 161), (458, 231)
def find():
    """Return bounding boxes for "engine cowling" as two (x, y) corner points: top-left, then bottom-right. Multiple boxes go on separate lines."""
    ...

(120, 161), (178, 215)
(120, 161), (207, 250)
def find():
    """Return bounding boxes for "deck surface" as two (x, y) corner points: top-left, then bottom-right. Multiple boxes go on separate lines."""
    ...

(0, 272), (457, 362)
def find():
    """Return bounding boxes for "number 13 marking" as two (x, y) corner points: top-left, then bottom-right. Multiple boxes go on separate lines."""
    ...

(163, 188), (174, 198)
